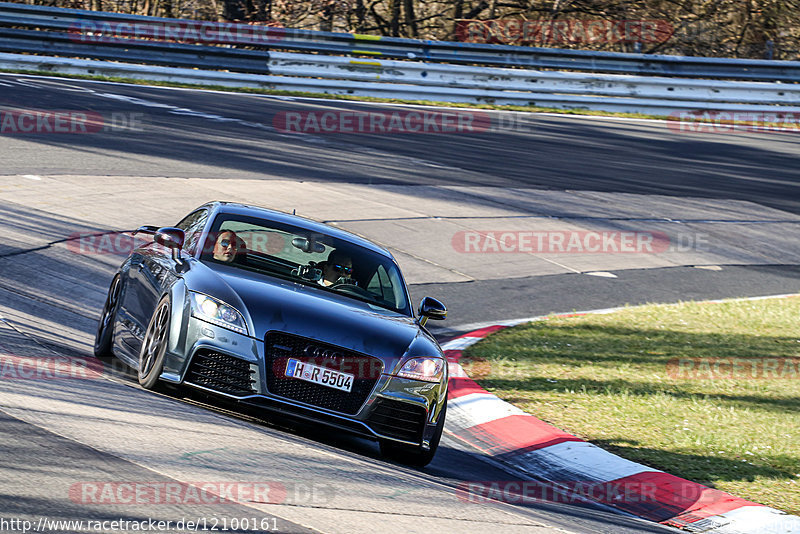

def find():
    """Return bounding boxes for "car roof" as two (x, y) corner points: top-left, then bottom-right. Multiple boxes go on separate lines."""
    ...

(203, 201), (393, 258)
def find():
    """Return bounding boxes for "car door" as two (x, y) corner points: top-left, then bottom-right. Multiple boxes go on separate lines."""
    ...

(116, 247), (148, 354)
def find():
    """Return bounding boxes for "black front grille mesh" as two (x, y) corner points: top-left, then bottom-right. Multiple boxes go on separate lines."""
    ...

(186, 350), (258, 396)
(366, 398), (428, 443)
(264, 331), (382, 415)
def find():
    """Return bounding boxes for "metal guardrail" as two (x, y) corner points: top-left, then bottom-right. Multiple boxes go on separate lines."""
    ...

(2, 1), (800, 82)
(268, 52), (800, 105)
(5, 52), (800, 116)
(0, 26), (275, 73)
(0, 2), (799, 115)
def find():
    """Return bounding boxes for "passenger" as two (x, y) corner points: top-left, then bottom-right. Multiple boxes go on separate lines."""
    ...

(319, 249), (353, 286)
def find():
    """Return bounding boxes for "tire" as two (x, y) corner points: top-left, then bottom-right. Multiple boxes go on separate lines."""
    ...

(138, 296), (170, 390)
(94, 275), (121, 359)
(380, 401), (447, 467)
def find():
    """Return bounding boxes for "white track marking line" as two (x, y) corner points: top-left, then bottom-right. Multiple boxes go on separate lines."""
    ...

(515, 441), (660, 482)
(449, 393), (527, 426)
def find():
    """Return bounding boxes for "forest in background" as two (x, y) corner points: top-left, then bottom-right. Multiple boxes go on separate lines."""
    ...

(12, 0), (800, 59)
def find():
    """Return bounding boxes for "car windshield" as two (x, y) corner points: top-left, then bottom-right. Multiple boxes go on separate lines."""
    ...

(200, 214), (411, 315)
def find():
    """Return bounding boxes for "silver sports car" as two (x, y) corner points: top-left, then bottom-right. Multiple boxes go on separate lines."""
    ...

(94, 202), (448, 466)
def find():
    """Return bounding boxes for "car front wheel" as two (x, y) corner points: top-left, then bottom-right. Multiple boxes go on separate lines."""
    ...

(138, 296), (170, 390)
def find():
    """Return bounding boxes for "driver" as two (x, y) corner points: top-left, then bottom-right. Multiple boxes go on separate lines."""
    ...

(319, 249), (353, 287)
(212, 230), (242, 263)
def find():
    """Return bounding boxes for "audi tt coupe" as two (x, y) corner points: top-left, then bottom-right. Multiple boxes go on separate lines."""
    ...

(94, 201), (448, 466)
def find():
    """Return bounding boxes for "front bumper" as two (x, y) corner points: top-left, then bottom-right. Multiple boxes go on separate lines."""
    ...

(173, 318), (446, 447)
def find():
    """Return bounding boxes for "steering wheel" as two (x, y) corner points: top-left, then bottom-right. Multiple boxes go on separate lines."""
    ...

(331, 280), (372, 298)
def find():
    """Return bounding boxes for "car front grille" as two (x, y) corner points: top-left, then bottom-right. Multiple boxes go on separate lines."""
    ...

(185, 350), (258, 397)
(366, 398), (428, 443)
(264, 331), (383, 415)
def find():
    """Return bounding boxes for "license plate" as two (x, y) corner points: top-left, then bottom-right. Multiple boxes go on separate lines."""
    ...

(285, 358), (354, 393)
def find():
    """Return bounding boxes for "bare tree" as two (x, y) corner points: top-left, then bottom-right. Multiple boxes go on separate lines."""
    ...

(404, 0), (418, 37)
(21, 0), (800, 58)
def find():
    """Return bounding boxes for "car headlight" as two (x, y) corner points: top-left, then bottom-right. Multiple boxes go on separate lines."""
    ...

(190, 292), (248, 335)
(396, 357), (445, 382)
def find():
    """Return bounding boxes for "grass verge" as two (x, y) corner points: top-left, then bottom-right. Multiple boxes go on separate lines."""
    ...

(461, 297), (800, 514)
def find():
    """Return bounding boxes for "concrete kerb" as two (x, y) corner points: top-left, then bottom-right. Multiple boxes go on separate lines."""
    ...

(441, 293), (800, 533)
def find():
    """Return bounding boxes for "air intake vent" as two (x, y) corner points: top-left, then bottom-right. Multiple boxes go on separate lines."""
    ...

(186, 350), (257, 397)
(367, 398), (427, 443)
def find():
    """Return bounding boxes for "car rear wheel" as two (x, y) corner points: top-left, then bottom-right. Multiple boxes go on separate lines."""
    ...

(380, 401), (447, 467)
(94, 275), (121, 359)
(138, 296), (170, 390)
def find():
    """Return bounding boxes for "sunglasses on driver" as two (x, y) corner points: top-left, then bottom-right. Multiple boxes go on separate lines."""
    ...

(332, 264), (353, 275)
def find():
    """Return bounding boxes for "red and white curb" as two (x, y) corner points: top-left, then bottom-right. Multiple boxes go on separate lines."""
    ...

(442, 295), (800, 534)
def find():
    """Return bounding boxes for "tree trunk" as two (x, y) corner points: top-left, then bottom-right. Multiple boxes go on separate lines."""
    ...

(403, 0), (418, 38)
(487, 0), (497, 20)
(320, 0), (333, 31)
(354, 0), (366, 32)
(449, 0), (463, 40)
(389, 0), (400, 36)
(222, 0), (245, 21)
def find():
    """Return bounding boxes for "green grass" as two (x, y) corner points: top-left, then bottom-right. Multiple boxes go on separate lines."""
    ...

(462, 297), (800, 514)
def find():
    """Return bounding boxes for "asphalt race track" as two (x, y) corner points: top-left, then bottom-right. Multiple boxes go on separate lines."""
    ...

(1, 73), (799, 534)
(3, 77), (800, 215)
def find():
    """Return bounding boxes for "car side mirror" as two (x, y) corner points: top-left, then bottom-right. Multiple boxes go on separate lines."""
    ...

(418, 297), (446, 327)
(155, 227), (185, 266)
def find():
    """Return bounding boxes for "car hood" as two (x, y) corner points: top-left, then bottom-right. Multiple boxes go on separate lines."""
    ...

(193, 264), (431, 364)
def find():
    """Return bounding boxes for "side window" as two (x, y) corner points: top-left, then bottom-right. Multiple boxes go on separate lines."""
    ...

(176, 210), (208, 255)
(366, 265), (393, 302)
